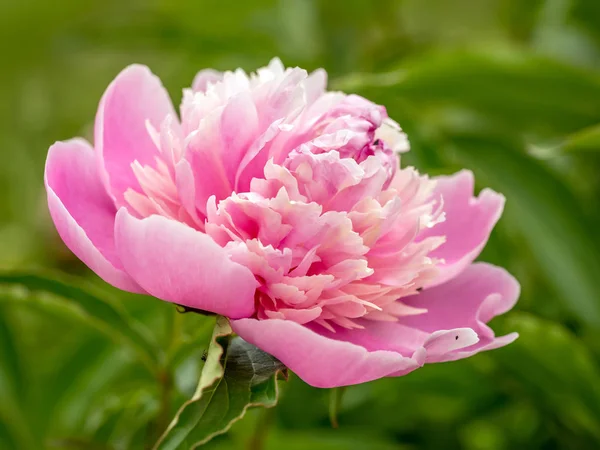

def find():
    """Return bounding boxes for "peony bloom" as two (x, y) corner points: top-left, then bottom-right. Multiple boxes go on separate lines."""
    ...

(45, 59), (519, 388)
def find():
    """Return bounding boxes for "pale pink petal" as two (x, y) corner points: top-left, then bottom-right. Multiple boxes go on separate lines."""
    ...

(182, 109), (232, 216)
(220, 92), (259, 186)
(427, 332), (518, 364)
(231, 318), (420, 388)
(192, 68), (224, 92)
(303, 68), (327, 105)
(114, 209), (258, 318)
(45, 139), (143, 292)
(174, 159), (204, 227)
(95, 64), (179, 206)
(421, 328), (480, 361)
(420, 170), (505, 286)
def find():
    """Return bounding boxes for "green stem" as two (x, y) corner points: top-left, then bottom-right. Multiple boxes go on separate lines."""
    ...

(152, 306), (182, 442)
(156, 369), (174, 435)
(329, 387), (347, 429)
(247, 406), (276, 450)
(167, 307), (184, 355)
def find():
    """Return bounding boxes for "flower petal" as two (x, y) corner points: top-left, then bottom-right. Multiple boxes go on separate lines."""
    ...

(231, 318), (420, 388)
(192, 68), (224, 92)
(95, 64), (178, 206)
(309, 323), (479, 382)
(303, 68), (327, 105)
(400, 262), (520, 362)
(316, 322), (477, 357)
(421, 170), (505, 286)
(174, 159), (204, 226)
(182, 109), (232, 216)
(114, 209), (258, 318)
(45, 139), (143, 292)
(221, 92), (260, 186)
(304, 262), (518, 375)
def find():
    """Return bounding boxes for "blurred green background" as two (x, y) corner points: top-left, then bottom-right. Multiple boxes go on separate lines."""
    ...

(2, 0), (600, 449)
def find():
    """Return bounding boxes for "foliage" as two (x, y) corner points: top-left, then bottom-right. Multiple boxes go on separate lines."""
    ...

(155, 318), (285, 450)
(1, 0), (600, 449)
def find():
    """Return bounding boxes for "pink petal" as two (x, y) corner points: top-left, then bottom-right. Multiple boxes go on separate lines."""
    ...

(314, 322), (479, 369)
(291, 262), (518, 377)
(420, 170), (505, 286)
(400, 262), (520, 362)
(180, 92), (260, 206)
(231, 318), (420, 388)
(174, 159), (204, 226)
(303, 68), (327, 105)
(192, 68), (224, 92)
(45, 139), (143, 292)
(95, 64), (178, 206)
(114, 209), (258, 318)
(221, 92), (260, 186)
(181, 109), (232, 216)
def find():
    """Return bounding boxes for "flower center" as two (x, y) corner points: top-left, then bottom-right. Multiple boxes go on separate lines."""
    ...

(204, 148), (445, 330)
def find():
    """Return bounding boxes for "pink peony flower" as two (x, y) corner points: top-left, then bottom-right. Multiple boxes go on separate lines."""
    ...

(45, 59), (519, 388)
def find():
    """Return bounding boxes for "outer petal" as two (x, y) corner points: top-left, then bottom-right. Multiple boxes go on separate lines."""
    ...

(400, 262), (520, 362)
(114, 209), (258, 318)
(420, 170), (505, 286)
(45, 139), (143, 292)
(238, 263), (519, 387)
(312, 322), (479, 380)
(95, 64), (178, 205)
(316, 322), (479, 361)
(231, 318), (420, 388)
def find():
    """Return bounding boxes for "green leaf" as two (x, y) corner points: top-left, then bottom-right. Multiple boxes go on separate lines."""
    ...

(562, 123), (600, 152)
(87, 385), (159, 449)
(155, 317), (286, 450)
(449, 136), (600, 327)
(0, 307), (23, 406)
(494, 313), (600, 439)
(333, 49), (600, 136)
(0, 307), (37, 450)
(52, 342), (144, 434)
(571, 0), (600, 45)
(264, 430), (408, 450)
(0, 271), (161, 374)
(168, 313), (216, 371)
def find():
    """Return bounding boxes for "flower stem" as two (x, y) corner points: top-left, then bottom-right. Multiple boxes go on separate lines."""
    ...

(247, 406), (276, 450)
(156, 368), (174, 435)
(329, 386), (346, 428)
(153, 306), (182, 441)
